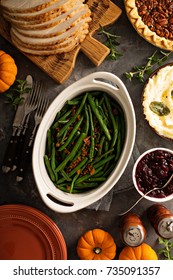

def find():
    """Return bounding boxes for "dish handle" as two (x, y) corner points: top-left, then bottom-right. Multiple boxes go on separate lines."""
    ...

(76, 71), (130, 98)
(39, 189), (87, 213)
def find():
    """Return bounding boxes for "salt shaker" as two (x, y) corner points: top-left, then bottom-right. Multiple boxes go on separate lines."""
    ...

(120, 213), (146, 247)
(147, 204), (173, 239)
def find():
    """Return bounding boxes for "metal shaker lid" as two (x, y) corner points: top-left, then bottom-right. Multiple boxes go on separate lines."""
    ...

(122, 225), (145, 247)
(158, 217), (173, 239)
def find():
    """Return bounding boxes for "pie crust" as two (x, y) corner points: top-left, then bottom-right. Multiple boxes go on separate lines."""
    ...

(124, 0), (173, 51)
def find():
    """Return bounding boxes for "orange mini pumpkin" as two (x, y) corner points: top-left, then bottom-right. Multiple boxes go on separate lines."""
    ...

(0, 50), (17, 93)
(77, 228), (116, 260)
(119, 243), (158, 260)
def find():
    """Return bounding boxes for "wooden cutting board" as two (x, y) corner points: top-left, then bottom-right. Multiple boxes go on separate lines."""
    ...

(0, 0), (122, 84)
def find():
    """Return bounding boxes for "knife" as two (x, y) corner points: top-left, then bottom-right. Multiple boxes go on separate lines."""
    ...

(2, 75), (33, 173)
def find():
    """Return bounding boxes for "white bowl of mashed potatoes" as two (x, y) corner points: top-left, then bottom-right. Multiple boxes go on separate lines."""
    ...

(143, 63), (173, 141)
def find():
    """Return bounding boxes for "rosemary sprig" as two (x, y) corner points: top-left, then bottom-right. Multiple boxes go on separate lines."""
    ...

(98, 26), (122, 60)
(157, 237), (173, 260)
(5, 79), (30, 110)
(125, 50), (172, 82)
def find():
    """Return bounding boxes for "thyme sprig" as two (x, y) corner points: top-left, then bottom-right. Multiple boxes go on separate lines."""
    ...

(5, 79), (30, 110)
(125, 50), (172, 82)
(157, 237), (173, 260)
(98, 26), (122, 60)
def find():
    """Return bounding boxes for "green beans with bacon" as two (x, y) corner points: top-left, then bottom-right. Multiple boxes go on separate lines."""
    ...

(44, 91), (125, 193)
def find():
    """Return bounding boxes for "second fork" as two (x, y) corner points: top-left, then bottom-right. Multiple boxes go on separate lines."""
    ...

(16, 95), (49, 182)
(11, 81), (41, 171)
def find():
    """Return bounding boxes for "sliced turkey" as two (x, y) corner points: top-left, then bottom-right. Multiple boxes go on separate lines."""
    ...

(2, 0), (82, 21)
(13, 6), (90, 38)
(1, 0), (92, 55)
(1, 0), (64, 13)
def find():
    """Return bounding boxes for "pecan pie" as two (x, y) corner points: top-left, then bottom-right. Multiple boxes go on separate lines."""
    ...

(124, 0), (173, 50)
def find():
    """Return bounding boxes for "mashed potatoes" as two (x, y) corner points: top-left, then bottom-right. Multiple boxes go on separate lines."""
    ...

(143, 65), (173, 140)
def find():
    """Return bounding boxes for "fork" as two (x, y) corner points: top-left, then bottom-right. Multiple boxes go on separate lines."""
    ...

(16, 81), (41, 136)
(11, 81), (41, 171)
(2, 79), (39, 173)
(16, 95), (49, 182)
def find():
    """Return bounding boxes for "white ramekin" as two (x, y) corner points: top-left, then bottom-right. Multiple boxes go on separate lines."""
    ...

(133, 147), (173, 202)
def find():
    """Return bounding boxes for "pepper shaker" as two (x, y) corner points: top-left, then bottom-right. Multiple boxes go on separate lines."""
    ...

(120, 213), (146, 247)
(147, 204), (173, 239)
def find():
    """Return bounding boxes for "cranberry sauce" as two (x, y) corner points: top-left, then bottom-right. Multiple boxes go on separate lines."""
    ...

(135, 150), (173, 198)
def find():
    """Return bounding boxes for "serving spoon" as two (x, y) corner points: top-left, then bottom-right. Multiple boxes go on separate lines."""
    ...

(119, 173), (173, 216)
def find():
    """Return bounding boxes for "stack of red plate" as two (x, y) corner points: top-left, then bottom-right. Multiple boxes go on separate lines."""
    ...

(0, 204), (67, 260)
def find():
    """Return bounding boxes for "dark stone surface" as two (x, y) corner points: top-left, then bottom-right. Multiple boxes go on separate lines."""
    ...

(0, 0), (173, 260)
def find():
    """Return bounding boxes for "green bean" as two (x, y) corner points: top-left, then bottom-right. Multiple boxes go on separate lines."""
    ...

(88, 94), (111, 141)
(51, 143), (58, 181)
(68, 157), (88, 177)
(75, 166), (103, 184)
(67, 96), (83, 105)
(95, 131), (101, 145)
(93, 154), (115, 169)
(58, 93), (88, 137)
(60, 129), (68, 144)
(56, 157), (88, 184)
(82, 105), (89, 134)
(97, 135), (105, 156)
(45, 91), (126, 194)
(98, 104), (109, 124)
(85, 177), (106, 182)
(55, 132), (87, 173)
(55, 183), (83, 193)
(93, 148), (114, 164)
(47, 129), (52, 156)
(51, 110), (71, 129)
(67, 100), (79, 105)
(98, 96), (104, 106)
(58, 110), (72, 121)
(104, 95), (118, 148)
(92, 171), (104, 177)
(120, 114), (126, 142)
(70, 173), (79, 193)
(73, 148), (82, 162)
(44, 155), (55, 182)
(58, 115), (84, 151)
(53, 111), (61, 122)
(88, 91), (102, 97)
(54, 183), (68, 189)
(60, 169), (72, 182)
(74, 183), (98, 189)
(103, 163), (115, 176)
(88, 105), (95, 160)
(104, 140), (109, 153)
(58, 120), (69, 124)
(71, 130), (81, 143)
(114, 127), (122, 161)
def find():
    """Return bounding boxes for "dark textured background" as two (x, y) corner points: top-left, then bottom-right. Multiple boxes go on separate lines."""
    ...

(0, 0), (173, 259)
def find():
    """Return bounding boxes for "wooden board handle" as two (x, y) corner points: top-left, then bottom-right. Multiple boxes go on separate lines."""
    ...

(81, 34), (110, 66)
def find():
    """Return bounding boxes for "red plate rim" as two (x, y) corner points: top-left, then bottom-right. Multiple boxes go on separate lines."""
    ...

(0, 204), (67, 260)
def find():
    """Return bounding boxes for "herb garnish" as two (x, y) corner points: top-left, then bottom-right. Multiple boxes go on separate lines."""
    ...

(149, 101), (170, 116)
(157, 237), (173, 260)
(98, 26), (122, 60)
(5, 79), (30, 110)
(125, 50), (172, 82)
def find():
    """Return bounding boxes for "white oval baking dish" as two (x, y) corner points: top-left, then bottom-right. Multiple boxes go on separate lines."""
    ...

(32, 72), (136, 213)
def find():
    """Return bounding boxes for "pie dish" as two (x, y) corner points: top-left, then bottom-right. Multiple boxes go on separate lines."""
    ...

(124, 0), (173, 50)
(0, 204), (67, 260)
